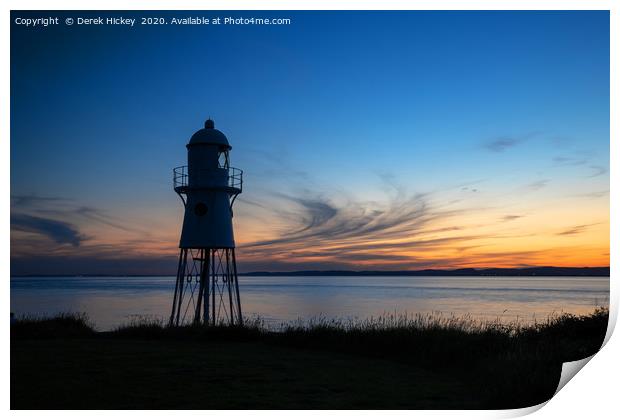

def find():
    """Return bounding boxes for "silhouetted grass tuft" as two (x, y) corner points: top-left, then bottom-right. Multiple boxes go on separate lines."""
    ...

(108, 314), (267, 341)
(11, 312), (95, 339)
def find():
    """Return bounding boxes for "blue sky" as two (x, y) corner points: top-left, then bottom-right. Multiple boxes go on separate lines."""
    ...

(11, 11), (609, 274)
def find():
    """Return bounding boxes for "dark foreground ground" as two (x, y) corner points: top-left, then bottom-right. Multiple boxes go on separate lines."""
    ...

(11, 309), (608, 409)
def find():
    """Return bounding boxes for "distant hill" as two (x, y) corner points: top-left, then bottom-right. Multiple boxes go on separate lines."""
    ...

(241, 267), (610, 277)
(11, 266), (610, 278)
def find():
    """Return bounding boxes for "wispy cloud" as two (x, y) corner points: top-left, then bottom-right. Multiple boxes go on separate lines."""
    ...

(483, 136), (523, 153)
(238, 181), (488, 270)
(11, 213), (86, 246)
(500, 215), (523, 222)
(11, 194), (69, 206)
(556, 224), (597, 236)
(524, 179), (549, 191)
(461, 186), (480, 193)
(571, 190), (609, 199)
(244, 193), (435, 249)
(281, 195), (339, 234)
(12, 193), (140, 233)
(11, 193), (159, 264)
(483, 132), (539, 153)
(552, 156), (588, 166)
(587, 165), (607, 178)
(73, 206), (134, 231)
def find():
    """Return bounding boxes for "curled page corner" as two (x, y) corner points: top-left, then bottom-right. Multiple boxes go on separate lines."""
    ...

(554, 355), (595, 396)
(602, 305), (617, 347)
(553, 307), (615, 398)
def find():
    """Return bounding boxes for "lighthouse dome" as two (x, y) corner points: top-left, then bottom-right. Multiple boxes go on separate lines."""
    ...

(188, 119), (231, 150)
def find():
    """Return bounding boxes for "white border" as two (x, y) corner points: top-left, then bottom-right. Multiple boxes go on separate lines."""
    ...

(1, 0), (618, 11)
(3, 1), (617, 419)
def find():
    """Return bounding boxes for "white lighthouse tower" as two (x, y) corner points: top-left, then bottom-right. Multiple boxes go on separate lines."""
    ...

(170, 118), (243, 326)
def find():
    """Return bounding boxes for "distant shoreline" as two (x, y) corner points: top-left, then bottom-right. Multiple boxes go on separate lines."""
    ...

(10, 266), (610, 277)
(242, 267), (610, 277)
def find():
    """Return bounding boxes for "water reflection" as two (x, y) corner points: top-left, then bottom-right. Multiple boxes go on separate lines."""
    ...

(10, 276), (609, 330)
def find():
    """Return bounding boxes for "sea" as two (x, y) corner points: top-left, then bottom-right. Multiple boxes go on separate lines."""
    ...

(10, 276), (609, 331)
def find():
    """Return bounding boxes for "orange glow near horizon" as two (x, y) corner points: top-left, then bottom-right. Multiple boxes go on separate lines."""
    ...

(11, 181), (610, 273)
(228, 189), (610, 271)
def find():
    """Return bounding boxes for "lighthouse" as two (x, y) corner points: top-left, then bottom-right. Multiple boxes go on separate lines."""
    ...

(170, 118), (243, 326)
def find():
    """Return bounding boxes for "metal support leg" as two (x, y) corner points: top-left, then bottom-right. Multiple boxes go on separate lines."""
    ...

(211, 248), (216, 325)
(203, 248), (210, 324)
(169, 248), (184, 326)
(175, 249), (188, 326)
(226, 249), (235, 325)
(232, 248), (243, 326)
(194, 249), (206, 324)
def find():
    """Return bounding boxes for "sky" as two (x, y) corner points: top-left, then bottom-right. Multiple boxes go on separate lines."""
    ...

(10, 10), (610, 275)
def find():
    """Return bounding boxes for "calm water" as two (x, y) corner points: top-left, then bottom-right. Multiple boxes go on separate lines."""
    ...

(10, 276), (609, 331)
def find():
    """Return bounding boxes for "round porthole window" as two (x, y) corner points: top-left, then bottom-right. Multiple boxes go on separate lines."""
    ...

(194, 202), (208, 216)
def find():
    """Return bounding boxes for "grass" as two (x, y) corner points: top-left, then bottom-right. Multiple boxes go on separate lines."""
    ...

(10, 312), (96, 339)
(11, 308), (609, 409)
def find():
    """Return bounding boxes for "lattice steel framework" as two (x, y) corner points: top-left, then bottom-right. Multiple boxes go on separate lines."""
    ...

(169, 248), (243, 326)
